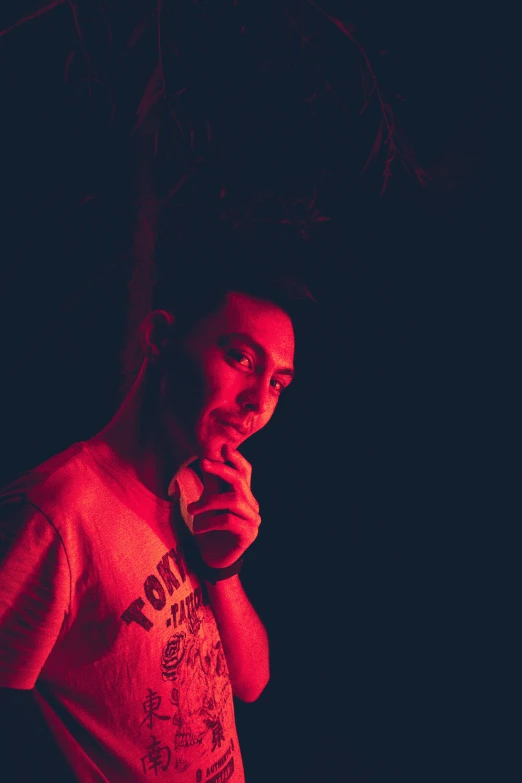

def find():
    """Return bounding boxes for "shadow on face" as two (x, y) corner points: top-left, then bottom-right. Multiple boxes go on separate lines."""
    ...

(163, 292), (296, 461)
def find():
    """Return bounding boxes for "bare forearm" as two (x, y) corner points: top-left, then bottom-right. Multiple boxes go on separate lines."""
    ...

(205, 575), (269, 702)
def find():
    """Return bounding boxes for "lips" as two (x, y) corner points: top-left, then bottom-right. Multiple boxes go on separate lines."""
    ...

(217, 419), (249, 436)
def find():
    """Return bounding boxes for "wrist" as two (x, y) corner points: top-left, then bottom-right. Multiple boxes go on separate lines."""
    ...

(200, 556), (244, 585)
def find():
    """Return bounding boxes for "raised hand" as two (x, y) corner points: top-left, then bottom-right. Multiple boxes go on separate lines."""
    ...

(187, 444), (261, 569)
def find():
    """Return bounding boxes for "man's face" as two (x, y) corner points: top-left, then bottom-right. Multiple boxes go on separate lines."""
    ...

(163, 291), (295, 461)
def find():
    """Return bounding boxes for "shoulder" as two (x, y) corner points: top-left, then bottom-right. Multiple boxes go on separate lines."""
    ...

(0, 442), (95, 522)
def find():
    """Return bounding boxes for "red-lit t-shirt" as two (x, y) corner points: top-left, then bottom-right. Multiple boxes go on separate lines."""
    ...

(0, 442), (244, 783)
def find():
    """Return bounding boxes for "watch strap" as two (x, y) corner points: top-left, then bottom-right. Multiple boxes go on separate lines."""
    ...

(200, 557), (244, 585)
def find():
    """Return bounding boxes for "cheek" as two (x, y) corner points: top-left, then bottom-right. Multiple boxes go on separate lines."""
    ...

(200, 358), (224, 396)
(164, 355), (203, 413)
(197, 356), (238, 411)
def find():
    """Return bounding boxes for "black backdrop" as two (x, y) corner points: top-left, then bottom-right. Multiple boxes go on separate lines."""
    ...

(0, 2), (514, 781)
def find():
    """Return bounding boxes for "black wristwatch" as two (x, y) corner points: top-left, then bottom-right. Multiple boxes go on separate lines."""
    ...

(199, 557), (244, 585)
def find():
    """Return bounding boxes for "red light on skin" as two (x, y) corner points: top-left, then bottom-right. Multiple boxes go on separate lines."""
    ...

(215, 420), (247, 441)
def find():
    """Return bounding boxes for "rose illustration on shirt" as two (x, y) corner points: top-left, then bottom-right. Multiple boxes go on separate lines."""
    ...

(159, 611), (232, 755)
(161, 633), (186, 681)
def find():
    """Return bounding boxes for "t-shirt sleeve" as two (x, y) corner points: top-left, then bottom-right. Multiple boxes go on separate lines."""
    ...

(0, 495), (70, 689)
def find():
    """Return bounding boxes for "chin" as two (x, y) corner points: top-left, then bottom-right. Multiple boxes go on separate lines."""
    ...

(197, 434), (227, 462)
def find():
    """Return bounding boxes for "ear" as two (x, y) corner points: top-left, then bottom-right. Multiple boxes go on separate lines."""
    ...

(138, 310), (175, 362)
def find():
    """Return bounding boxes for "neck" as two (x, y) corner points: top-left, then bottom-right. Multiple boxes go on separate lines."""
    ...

(91, 363), (195, 500)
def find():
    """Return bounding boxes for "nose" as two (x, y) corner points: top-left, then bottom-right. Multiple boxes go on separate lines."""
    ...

(238, 377), (271, 414)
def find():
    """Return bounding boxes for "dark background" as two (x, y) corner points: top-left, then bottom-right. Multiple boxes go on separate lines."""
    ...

(0, 2), (514, 781)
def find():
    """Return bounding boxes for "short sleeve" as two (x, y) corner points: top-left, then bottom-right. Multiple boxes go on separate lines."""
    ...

(0, 495), (70, 689)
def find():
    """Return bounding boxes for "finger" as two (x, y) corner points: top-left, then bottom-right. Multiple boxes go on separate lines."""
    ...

(222, 445), (252, 483)
(192, 512), (259, 550)
(195, 491), (258, 516)
(200, 459), (241, 487)
(200, 460), (259, 512)
(188, 493), (261, 522)
(192, 512), (253, 538)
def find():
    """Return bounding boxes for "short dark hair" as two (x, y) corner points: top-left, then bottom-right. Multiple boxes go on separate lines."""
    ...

(120, 230), (317, 397)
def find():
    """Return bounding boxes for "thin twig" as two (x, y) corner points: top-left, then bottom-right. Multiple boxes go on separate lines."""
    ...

(67, 0), (97, 77)
(98, 1), (112, 44)
(157, 1), (187, 141)
(308, 1), (393, 141)
(309, 0), (427, 194)
(0, 0), (66, 39)
(157, 0), (165, 98)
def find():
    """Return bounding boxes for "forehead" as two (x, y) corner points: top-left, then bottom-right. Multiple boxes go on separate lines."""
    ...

(197, 291), (295, 361)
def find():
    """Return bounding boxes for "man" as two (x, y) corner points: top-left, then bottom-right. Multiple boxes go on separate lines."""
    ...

(0, 253), (314, 781)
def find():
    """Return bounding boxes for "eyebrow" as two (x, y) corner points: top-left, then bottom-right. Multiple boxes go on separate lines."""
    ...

(219, 332), (295, 378)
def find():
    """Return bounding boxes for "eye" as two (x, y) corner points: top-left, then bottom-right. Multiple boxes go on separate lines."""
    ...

(228, 349), (253, 369)
(271, 379), (285, 394)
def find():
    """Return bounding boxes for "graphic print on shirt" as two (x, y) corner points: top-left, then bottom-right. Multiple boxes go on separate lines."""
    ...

(140, 734), (172, 776)
(121, 545), (236, 780)
(161, 613), (232, 768)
